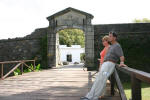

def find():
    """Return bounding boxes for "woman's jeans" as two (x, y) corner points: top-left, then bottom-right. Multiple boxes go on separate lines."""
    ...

(86, 61), (115, 100)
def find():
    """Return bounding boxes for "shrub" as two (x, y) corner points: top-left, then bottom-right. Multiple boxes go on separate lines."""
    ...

(74, 62), (79, 64)
(63, 61), (69, 65)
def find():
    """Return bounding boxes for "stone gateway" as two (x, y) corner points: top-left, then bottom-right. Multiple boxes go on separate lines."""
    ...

(0, 7), (150, 71)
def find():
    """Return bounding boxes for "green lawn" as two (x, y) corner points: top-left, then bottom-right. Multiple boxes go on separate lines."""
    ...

(123, 82), (150, 100)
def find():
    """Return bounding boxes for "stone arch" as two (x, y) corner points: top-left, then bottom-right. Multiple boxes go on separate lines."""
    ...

(55, 25), (85, 32)
(54, 26), (85, 66)
(47, 7), (95, 70)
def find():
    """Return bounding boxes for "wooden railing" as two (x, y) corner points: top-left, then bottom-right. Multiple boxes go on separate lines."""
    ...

(110, 68), (127, 100)
(0, 60), (35, 80)
(111, 65), (150, 100)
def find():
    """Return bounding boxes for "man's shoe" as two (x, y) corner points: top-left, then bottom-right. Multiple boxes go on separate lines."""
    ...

(80, 97), (90, 100)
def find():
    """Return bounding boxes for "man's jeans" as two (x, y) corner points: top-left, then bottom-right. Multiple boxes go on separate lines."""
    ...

(85, 62), (115, 100)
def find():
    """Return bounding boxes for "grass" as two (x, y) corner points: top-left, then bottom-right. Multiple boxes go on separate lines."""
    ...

(123, 82), (150, 100)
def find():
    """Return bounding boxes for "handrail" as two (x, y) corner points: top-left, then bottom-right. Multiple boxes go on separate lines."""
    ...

(111, 68), (127, 100)
(113, 65), (150, 100)
(116, 65), (150, 84)
(0, 60), (35, 64)
(0, 60), (35, 80)
(2, 63), (22, 79)
(88, 64), (150, 100)
(88, 69), (127, 100)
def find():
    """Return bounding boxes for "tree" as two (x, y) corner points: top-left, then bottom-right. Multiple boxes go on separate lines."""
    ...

(133, 18), (150, 23)
(59, 29), (85, 47)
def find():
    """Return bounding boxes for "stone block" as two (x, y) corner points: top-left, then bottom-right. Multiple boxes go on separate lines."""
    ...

(86, 31), (94, 35)
(86, 35), (94, 40)
(86, 40), (94, 48)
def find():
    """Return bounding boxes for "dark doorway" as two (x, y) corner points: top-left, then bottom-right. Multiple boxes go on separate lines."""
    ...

(67, 54), (72, 62)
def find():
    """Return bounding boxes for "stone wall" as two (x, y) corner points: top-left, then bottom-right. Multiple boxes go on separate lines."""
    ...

(0, 28), (47, 76)
(1, 22), (150, 76)
(94, 23), (150, 33)
(0, 28), (47, 61)
(94, 23), (150, 73)
(0, 38), (39, 61)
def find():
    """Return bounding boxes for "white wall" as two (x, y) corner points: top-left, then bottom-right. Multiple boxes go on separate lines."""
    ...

(59, 45), (85, 63)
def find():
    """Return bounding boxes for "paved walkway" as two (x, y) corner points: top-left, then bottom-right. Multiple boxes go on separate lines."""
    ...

(0, 64), (89, 100)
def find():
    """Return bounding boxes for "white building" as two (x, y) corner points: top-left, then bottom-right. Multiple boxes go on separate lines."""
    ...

(59, 45), (85, 63)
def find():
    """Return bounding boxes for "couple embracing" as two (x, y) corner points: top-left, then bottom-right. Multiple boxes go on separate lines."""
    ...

(81, 32), (127, 100)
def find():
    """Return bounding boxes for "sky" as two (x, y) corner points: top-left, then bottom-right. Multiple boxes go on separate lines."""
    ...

(0, 0), (150, 39)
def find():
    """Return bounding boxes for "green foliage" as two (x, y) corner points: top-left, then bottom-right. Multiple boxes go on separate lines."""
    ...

(30, 64), (34, 70)
(59, 29), (85, 47)
(14, 64), (41, 75)
(34, 35), (48, 69)
(35, 64), (41, 71)
(119, 36), (150, 72)
(40, 35), (47, 68)
(118, 36), (150, 82)
(80, 53), (85, 61)
(14, 68), (21, 75)
(41, 36), (47, 62)
(26, 64), (34, 72)
(24, 64), (35, 73)
(133, 18), (150, 23)
(23, 69), (29, 73)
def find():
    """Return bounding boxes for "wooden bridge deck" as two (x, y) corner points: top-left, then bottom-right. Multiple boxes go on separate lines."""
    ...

(0, 64), (120, 100)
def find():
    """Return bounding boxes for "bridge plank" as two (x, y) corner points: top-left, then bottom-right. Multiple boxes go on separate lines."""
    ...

(0, 64), (123, 100)
(0, 64), (89, 100)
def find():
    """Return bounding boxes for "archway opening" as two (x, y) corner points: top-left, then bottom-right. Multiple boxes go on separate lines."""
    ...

(56, 28), (85, 66)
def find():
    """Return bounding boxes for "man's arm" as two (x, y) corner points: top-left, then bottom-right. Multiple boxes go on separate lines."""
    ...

(119, 56), (127, 67)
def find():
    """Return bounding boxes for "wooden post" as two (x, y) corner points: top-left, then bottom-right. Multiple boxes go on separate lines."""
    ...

(114, 69), (127, 100)
(131, 74), (141, 100)
(110, 73), (115, 96)
(21, 63), (23, 75)
(88, 72), (92, 91)
(1, 64), (3, 79)
(33, 60), (35, 71)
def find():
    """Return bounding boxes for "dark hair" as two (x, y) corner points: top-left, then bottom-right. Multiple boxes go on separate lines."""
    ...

(109, 31), (117, 38)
